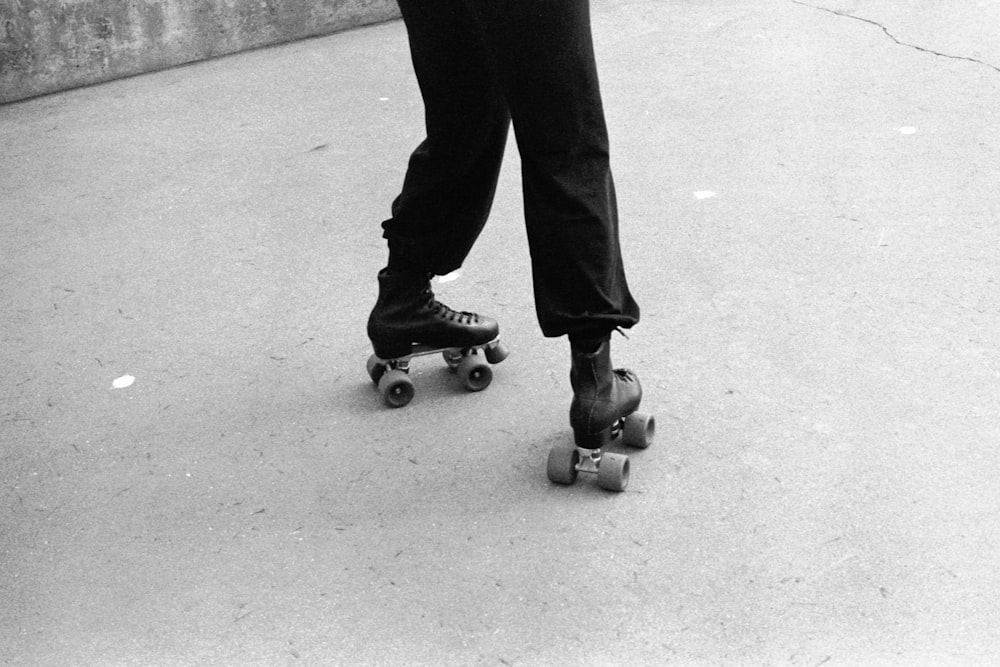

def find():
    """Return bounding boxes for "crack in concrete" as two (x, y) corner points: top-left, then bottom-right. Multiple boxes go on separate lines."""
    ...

(792, 1), (1000, 74)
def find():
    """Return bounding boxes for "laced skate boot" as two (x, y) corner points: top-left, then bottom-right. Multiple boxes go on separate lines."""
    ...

(366, 268), (508, 407)
(546, 337), (655, 491)
(569, 338), (643, 448)
(367, 268), (500, 359)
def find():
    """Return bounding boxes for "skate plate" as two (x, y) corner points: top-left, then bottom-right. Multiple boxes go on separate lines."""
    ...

(367, 337), (509, 408)
(546, 411), (655, 492)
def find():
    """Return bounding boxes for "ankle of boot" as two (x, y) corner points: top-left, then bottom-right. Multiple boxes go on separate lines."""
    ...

(385, 244), (435, 276)
(379, 267), (433, 294)
(569, 332), (610, 355)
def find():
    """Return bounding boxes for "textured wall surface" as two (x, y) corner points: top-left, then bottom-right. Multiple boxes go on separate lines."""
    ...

(0, 0), (400, 103)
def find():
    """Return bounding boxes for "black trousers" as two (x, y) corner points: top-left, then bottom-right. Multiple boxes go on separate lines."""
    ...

(383, 0), (640, 339)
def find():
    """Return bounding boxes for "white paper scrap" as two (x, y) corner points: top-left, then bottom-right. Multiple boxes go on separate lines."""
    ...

(112, 375), (135, 389)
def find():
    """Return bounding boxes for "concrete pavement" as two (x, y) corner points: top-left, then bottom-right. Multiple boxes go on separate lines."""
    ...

(2, 1), (999, 664)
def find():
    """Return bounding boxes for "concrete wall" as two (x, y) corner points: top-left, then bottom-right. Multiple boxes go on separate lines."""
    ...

(0, 0), (401, 104)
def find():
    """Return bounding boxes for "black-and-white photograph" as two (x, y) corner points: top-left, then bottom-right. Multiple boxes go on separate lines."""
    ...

(2, 1), (998, 664)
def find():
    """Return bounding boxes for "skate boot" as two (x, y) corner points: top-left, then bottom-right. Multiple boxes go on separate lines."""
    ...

(365, 268), (508, 407)
(546, 337), (655, 491)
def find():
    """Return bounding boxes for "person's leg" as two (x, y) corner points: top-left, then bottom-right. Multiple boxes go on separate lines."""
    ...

(472, 0), (644, 447)
(382, 0), (511, 276)
(471, 0), (639, 342)
(368, 1), (510, 362)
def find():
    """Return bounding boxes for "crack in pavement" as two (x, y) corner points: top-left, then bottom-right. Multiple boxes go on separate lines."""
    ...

(792, 0), (1000, 74)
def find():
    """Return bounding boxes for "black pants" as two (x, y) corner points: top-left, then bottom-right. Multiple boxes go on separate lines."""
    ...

(383, 0), (640, 339)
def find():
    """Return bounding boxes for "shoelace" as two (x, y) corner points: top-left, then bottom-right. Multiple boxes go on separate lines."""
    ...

(420, 288), (479, 325)
(614, 368), (636, 382)
(432, 300), (479, 325)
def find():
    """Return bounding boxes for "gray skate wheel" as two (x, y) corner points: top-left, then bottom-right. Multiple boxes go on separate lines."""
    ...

(546, 446), (580, 485)
(622, 412), (655, 449)
(485, 341), (509, 364)
(597, 452), (629, 492)
(378, 369), (414, 408)
(457, 355), (492, 392)
(367, 355), (386, 384)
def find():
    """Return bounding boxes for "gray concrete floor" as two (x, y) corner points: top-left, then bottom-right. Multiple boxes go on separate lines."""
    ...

(2, 1), (999, 664)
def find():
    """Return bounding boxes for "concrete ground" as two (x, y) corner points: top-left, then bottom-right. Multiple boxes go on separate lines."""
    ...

(2, 1), (999, 664)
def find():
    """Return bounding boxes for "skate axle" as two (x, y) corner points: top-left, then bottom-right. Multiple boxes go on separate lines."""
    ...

(573, 448), (603, 476)
(386, 359), (410, 373)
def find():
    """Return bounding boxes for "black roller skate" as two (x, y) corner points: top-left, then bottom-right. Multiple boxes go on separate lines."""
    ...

(546, 338), (655, 491)
(365, 268), (508, 407)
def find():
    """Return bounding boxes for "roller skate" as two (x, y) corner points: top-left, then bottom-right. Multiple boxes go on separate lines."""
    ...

(546, 338), (655, 491)
(366, 268), (509, 407)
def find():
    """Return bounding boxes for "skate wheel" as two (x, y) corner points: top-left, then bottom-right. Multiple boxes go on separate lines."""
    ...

(546, 446), (580, 485)
(366, 354), (386, 384)
(597, 452), (629, 492)
(622, 412), (655, 449)
(485, 341), (509, 364)
(457, 355), (492, 392)
(442, 349), (463, 372)
(378, 369), (414, 408)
